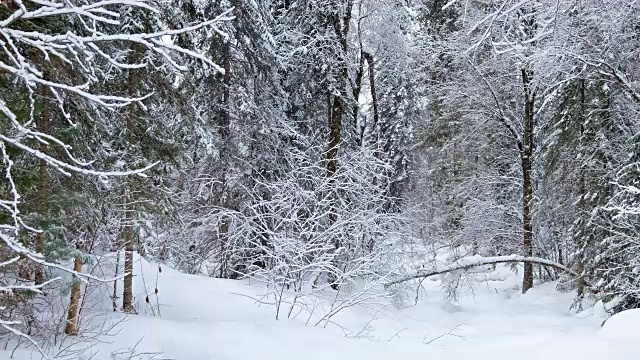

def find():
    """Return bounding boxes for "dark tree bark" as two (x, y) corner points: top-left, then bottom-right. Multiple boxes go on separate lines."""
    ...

(325, 1), (353, 290)
(218, 40), (231, 278)
(326, 0), (353, 231)
(353, 51), (365, 144)
(576, 78), (587, 301)
(521, 68), (536, 294)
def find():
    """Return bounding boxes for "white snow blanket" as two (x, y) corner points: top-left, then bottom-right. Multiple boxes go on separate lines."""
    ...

(5, 254), (640, 360)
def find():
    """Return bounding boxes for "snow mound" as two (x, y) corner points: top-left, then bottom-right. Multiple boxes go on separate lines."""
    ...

(601, 309), (640, 340)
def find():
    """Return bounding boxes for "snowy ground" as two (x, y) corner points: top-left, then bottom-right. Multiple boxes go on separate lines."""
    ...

(5, 255), (640, 360)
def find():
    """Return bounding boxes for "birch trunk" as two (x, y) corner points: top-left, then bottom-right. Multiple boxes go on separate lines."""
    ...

(64, 253), (83, 335)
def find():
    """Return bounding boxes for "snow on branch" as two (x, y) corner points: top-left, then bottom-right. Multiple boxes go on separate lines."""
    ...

(0, 0), (233, 346)
(0, 0), (233, 190)
(385, 255), (584, 288)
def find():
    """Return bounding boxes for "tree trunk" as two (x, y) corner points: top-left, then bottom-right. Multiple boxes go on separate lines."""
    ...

(325, 3), (352, 237)
(521, 154), (533, 293)
(217, 40), (232, 278)
(112, 250), (119, 312)
(353, 52), (365, 145)
(362, 51), (380, 147)
(221, 41), (231, 138)
(327, 96), (344, 229)
(576, 78), (587, 301)
(521, 68), (535, 294)
(34, 85), (50, 285)
(122, 208), (135, 313)
(64, 252), (83, 335)
(121, 41), (143, 313)
(325, 1), (353, 290)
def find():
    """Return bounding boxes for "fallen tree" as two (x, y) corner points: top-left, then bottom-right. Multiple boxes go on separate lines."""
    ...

(385, 255), (589, 289)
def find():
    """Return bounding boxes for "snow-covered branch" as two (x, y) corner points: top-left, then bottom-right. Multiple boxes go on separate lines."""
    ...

(0, 0), (232, 347)
(385, 255), (583, 288)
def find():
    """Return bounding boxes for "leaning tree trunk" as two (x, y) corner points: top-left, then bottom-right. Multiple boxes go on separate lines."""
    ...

(521, 68), (536, 294)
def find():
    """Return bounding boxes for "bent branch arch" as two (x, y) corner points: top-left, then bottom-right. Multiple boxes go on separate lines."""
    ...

(385, 256), (590, 289)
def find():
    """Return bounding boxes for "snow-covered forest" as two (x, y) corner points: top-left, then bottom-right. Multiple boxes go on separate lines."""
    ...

(1, 1), (639, 359)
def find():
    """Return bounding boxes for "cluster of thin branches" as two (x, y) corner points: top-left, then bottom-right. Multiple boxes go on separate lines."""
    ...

(0, 0), (231, 352)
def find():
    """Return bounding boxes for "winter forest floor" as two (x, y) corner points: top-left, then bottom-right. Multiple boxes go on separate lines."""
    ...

(5, 255), (640, 360)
